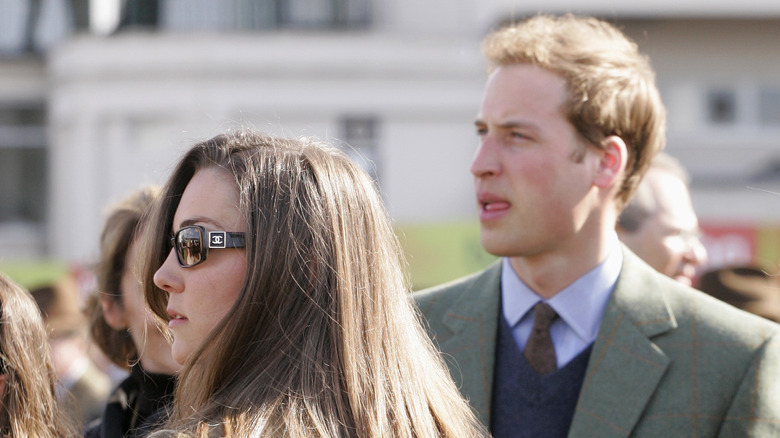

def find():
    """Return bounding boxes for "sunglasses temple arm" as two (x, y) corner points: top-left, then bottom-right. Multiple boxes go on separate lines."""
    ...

(225, 232), (245, 248)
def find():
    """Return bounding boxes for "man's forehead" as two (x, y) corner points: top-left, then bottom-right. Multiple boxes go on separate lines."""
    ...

(648, 171), (697, 224)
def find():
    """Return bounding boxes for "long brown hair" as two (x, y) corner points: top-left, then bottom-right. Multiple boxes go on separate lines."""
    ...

(143, 131), (487, 437)
(88, 185), (160, 368)
(0, 274), (80, 437)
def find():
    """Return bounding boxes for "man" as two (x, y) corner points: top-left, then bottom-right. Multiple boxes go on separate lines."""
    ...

(617, 153), (708, 286)
(414, 14), (780, 437)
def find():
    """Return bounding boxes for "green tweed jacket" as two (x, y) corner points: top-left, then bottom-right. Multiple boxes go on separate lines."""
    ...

(413, 246), (780, 437)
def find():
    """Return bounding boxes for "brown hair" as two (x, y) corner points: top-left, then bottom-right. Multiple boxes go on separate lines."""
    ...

(483, 14), (667, 208)
(0, 274), (80, 437)
(88, 185), (160, 368)
(143, 131), (488, 437)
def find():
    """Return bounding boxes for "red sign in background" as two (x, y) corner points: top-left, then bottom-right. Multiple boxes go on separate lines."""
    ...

(699, 222), (780, 274)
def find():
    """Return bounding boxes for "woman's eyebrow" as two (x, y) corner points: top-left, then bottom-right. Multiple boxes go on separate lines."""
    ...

(177, 217), (224, 229)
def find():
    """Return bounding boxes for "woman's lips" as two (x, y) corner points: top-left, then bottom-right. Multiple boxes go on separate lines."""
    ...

(167, 309), (188, 328)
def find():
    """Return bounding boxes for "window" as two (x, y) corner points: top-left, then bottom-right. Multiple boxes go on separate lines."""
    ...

(706, 89), (737, 124)
(280, 0), (370, 29)
(759, 88), (780, 126)
(0, 148), (47, 222)
(0, 104), (47, 223)
(163, 0), (371, 31)
(0, 0), (76, 54)
(119, 0), (160, 29)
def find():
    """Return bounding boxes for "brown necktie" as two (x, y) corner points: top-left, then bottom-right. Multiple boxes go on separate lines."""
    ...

(524, 302), (559, 375)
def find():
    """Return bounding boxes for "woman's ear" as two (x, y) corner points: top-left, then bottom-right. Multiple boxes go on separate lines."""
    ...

(100, 294), (128, 330)
(593, 135), (627, 189)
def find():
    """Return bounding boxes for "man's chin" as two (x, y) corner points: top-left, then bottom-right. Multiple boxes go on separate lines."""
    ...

(480, 238), (515, 258)
(480, 234), (506, 256)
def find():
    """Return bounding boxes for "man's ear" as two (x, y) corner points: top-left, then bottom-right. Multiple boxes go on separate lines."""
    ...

(593, 135), (627, 189)
(100, 294), (128, 330)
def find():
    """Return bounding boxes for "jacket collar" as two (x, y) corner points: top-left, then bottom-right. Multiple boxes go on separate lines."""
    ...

(568, 245), (677, 437)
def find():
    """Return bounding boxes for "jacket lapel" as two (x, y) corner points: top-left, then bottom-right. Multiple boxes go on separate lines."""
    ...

(568, 247), (677, 438)
(437, 262), (502, 427)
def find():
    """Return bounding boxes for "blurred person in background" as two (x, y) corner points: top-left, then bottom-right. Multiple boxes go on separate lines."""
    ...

(85, 185), (180, 438)
(143, 131), (488, 437)
(0, 273), (80, 437)
(30, 274), (112, 426)
(617, 152), (708, 286)
(698, 265), (780, 323)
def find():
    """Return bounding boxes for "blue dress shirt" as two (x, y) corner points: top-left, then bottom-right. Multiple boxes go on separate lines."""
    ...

(501, 233), (623, 369)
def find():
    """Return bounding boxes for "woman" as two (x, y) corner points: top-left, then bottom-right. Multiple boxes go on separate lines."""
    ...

(86, 186), (180, 438)
(143, 131), (488, 437)
(0, 273), (79, 437)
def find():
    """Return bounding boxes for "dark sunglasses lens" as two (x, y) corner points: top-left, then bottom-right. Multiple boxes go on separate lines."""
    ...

(176, 227), (204, 267)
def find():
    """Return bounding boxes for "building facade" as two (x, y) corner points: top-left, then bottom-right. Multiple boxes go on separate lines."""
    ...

(2, 0), (780, 286)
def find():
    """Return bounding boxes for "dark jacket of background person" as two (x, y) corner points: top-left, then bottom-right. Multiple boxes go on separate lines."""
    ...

(85, 366), (175, 438)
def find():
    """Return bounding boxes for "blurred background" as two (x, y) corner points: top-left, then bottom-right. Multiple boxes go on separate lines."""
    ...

(2, 0), (780, 292)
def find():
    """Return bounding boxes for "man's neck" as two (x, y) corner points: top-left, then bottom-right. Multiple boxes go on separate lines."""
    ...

(508, 227), (618, 299)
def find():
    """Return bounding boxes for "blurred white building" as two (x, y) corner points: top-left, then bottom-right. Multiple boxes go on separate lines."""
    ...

(2, 0), (780, 275)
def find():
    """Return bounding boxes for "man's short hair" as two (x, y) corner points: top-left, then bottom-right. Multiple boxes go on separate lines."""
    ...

(482, 14), (667, 209)
(617, 152), (689, 232)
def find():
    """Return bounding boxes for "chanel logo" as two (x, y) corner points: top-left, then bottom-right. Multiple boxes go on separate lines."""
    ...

(210, 232), (227, 248)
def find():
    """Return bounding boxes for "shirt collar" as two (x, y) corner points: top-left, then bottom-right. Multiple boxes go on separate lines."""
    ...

(501, 232), (623, 344)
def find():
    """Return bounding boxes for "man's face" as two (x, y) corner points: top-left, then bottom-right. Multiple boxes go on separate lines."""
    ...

(472, 64), (602, 259)
(618, 169), (708, 286)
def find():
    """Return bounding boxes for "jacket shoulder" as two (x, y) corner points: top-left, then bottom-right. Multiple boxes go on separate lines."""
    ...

(664, 275), (780, 346)
(618, 246), (780, 348)
(412, 262), (501, 313)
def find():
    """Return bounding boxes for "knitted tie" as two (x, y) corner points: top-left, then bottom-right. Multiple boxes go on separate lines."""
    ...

(524, 302), (559, 375)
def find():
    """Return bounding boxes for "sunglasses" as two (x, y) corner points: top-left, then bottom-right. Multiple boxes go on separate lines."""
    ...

(169, 225), (246, 268)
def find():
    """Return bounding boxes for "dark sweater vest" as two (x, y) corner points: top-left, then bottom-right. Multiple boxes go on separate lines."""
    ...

(490, 314), (592, 438)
